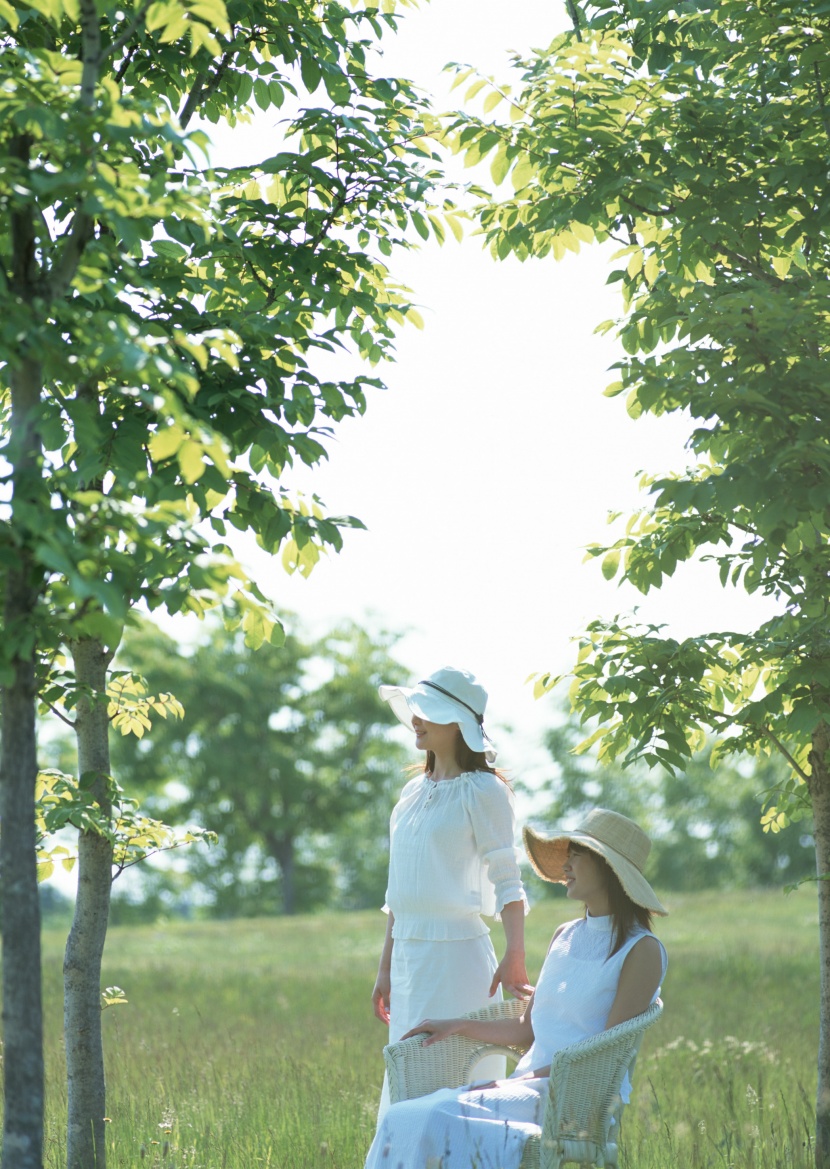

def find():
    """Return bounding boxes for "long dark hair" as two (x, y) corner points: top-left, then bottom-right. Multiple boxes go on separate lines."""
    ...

(571, 844), (653, 956)
(415, 726), (511, 787)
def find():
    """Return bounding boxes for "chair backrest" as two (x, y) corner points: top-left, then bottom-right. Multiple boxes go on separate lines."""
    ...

(540, 998), (663, 1163)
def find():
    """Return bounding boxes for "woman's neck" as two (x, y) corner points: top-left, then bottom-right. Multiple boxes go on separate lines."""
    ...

(584, 893), (611, 918)
(427, 752), (462, 782)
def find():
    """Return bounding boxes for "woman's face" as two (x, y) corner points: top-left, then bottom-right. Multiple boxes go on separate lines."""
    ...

(562, 844), (608, 908)
(411, 716), (460, 759)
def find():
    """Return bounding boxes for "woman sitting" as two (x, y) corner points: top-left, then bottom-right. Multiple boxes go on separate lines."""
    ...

(364, 807), (668, 1169)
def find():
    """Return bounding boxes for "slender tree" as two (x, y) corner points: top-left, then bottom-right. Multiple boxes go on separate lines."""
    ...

(1, 362), (45, 1169)
(1, 0), (453, 1163)
(448, 3), (830, 1161)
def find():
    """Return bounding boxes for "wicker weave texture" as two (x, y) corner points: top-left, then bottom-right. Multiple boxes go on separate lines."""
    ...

(383, 997), (527, 1103)
(383, 997), (663, 1169)
(528, 998), (663, 1168)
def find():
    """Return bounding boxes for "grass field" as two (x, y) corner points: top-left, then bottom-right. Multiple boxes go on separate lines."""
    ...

(35, 886), (818, 1169)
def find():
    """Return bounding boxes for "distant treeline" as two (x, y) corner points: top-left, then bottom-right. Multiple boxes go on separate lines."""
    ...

(39, 616), (814, 924)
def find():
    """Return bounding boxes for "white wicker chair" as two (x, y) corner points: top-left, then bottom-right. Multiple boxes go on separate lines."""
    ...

(383, 997), (663, 1169)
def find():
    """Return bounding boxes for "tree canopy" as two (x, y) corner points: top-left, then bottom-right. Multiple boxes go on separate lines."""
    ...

(1, 0), (456, 1164)
(447, 2), (830, 1162)
(3, 0), (453, 658)
(530, 708), (815, 897)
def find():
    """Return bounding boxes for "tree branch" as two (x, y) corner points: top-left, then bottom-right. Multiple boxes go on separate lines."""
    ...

(105, 0), (153, 65)
(190, 48), (236, 125)
(78, 0), (101, 111)
(754, 722), (811, 784)
(815, 62), (830, 143)
(178, 44), (236, 130)
(178, 69), (209, 130)
(42, 700), (76, 729)
(9, 134), (38, 297)
(565, 0), (583, 42)
(112, 838), (204, 878)
(114, 43), (138, 84)
(47, 0), (100, 298)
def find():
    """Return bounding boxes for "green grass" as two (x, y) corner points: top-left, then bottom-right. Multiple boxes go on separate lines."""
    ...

(35, 887), (817, 1168)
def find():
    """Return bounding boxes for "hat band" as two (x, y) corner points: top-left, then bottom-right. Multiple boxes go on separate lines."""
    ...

(419, 680), (487, 732)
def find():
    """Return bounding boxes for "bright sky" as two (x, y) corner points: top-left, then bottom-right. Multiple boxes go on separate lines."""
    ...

(189, 0), (775, 790)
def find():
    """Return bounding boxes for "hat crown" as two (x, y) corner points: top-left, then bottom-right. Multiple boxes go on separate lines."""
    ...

(422, 666), (487, 719)
(579, 808), (650, 873)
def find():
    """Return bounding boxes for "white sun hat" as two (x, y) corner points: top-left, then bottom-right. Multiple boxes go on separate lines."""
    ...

(378, 666), (497, 764)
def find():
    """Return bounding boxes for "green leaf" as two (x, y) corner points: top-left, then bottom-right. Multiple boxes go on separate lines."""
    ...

(0, 0), (20, 28)
(490, 144), (511, 186)
(601, 549), (621, 580)
(253, 78), (270, 110)
(300, 54), (322, 94)
(483, 90), (503, 114)
(149, 425), (185, 462)
(177, 440), (206, 484)
(410, 210), (430, 240)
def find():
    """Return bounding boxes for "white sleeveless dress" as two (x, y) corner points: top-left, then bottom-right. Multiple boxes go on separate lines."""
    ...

(365, 913), (667, 1169)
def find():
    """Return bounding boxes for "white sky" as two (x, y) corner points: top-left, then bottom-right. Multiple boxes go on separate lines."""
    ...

(182, 0), (776, 790)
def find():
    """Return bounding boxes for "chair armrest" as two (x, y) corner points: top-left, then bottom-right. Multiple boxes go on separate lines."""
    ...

(384, 998), (528, 1104)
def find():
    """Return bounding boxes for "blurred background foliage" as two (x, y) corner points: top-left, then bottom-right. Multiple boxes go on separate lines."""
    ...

(523, 718), (815, 904)
(37, 613), (815, 925)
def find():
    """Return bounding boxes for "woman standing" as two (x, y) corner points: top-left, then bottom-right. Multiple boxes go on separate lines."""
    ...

(364, 807), (668, 1169)
(372, 667), (531, 1118)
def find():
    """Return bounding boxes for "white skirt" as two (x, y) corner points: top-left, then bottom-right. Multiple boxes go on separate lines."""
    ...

(378, 933), (506, 1122)
(368, 1078), (548, 1169)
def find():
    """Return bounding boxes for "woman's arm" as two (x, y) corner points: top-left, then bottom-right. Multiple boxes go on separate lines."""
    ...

(489, 899), (533, 999)
(371, 912), (395, 1025)
(603, 935), (663, 1030)
(401, 994), (535, 1050)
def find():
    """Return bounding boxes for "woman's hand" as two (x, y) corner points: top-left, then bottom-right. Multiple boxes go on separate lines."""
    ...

(372, 970), (391, 1025)
(400, 1018), (462, 1046)
(489, 950), (534, 1000)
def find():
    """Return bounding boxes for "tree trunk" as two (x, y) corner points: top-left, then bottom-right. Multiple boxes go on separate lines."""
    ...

(65, 637), (114, 1169)
(273, 836), (296, 916)
(0, 561), (44, 1169)
(810, 720), (830, 1169)
(2, 134), (46, 1169)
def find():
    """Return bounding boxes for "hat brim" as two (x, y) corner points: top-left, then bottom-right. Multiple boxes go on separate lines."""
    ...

(379, 683), (497, 764)
(523, 826), (667, 916)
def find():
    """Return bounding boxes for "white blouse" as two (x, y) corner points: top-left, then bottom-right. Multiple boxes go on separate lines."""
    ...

(384, 771), (528, 941)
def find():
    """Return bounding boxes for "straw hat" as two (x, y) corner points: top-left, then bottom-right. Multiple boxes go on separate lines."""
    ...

(379, 666), (497, 764)
(523, 808), (667, 915)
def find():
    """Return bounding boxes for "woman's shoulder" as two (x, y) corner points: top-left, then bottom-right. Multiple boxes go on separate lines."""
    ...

(395, 773), (426, 801)
(626, 923), (663, 948)
(629, 929), (667, 959)
(621, 932), (667, 983)
(549, 916), (582, 944)
(459, 769), (513, 797)
(620, 928), (668, 982)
